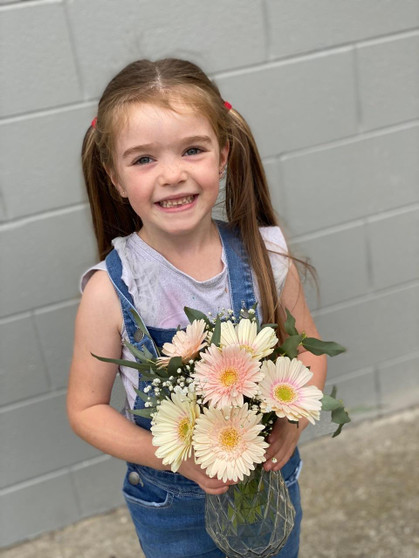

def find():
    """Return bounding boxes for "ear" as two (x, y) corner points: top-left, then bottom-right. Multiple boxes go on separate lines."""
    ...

(219, 142), (229, 170)
(104, 164), (128, 198)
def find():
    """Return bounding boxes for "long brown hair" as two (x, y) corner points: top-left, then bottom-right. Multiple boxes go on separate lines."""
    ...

(82, 58), (299, 340)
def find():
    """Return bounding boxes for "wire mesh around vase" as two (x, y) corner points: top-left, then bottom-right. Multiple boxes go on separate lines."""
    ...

(205, 466), (295, 558)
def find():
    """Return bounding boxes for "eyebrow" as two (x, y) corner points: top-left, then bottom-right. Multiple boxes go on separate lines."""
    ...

(122, 135), (213, 159)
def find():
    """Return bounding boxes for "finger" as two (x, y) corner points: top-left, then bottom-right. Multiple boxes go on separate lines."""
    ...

(202, 485), (230, 495)
(265, 446), (295, 472)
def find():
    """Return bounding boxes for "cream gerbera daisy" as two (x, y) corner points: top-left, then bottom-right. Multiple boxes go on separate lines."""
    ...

(259, 357), (323, 424)
(151, 391), (200, 472)
(157, 319), (207, 367)
(193, 404), (268, 482)
(220, 319), (278, 360)
(192, 344), (262, 408)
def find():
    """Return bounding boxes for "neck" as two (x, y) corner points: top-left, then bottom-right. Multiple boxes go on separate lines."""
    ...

(138, 219), (223, 280)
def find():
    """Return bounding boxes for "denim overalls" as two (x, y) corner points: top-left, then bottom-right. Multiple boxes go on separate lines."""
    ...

(105, 221), (302, 558)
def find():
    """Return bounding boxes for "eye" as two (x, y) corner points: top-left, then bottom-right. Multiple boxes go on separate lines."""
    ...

(184, 147), (203, 156)
(134, 156), (153, 165)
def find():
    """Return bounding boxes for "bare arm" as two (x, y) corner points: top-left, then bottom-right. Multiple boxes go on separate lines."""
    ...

(67, 271), (230, 493)
(264, 263), (327, 471)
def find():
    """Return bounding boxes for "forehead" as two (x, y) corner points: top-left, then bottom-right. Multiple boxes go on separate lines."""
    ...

(113, 101), (217, 146)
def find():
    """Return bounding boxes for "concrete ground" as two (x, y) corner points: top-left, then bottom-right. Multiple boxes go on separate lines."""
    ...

(2, 406), (418, 558)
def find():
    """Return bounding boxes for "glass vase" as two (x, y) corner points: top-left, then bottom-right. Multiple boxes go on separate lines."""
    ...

(205, 466), (295, 558)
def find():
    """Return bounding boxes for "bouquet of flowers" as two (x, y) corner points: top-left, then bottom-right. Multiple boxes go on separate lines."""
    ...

(94, 306), (349, 558)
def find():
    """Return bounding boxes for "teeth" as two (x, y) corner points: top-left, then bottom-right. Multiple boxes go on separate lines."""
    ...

(159, 196), (194, 208)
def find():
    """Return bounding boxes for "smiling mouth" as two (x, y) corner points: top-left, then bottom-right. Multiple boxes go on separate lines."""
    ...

(158, 195), (195, 208)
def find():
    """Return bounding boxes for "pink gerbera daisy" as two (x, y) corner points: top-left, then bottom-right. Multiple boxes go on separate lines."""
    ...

(193, 404), (268, 482)
(192, 344), (263, 408)
(259, 357), (323, 424)
(157, 319), (207, 367)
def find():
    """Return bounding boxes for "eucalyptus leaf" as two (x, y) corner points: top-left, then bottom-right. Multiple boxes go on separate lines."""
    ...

(284, 309), (298, 336)
(123, 341), (151, 363)
(321, 394), (342, 412)
(331, 406), (351, 426)
(278, 334), (303, 359)
(136, 371), (161, 382)
(130, 308), (151, 339)
(132, 386), (153, 403)
(332, 424), (345, 438)
(210, 316), (221, 346)
(167, 356), (184, 375)
(91, 353), (149, 372)
(184, 306), (211, 326)
(142, 345), (155, 361)
(129, 309), (161, 356)
(302, 337), (346, 357)
(129, 407), (154, 419)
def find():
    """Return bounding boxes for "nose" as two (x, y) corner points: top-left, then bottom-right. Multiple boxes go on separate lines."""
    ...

(158, 158), (187, 187)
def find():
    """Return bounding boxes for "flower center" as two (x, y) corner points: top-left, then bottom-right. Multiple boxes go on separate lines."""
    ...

(177, 417), (191, 441)
(274, 383), (297, 403)
(220, 367), (238, 387)
(219, 427), (240, 450)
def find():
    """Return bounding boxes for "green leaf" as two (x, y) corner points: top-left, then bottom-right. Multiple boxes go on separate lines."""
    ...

(284, 309), (298, 336)
(123, 341), (151, 363)
(167, 356), (184, 375)
(210, 316), (221, 346)
(184, 307), (211, 326)
(129, 309), (161, 356)
(321, 394), (342, 411)
(331, 406), (351, 426)
(91, 353), (149, 372)
(132, 386), (153, 403)
(331, 424), (345, 438)
(129, 407), (154, 418)
(278, 334), (303, 359)
(142, 345), (155, 361)
(302, 337), (346, 357)
(129, 308), (152, 338)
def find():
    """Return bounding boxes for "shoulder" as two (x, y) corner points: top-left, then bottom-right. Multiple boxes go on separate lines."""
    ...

(80, 233), (134, 293)
(80, 268), (120, 317)
(78, 265), (122, 330)
(81, 261), (107, 292)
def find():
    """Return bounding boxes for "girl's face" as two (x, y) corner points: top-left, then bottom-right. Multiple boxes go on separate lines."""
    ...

(110, 102), (228, 246)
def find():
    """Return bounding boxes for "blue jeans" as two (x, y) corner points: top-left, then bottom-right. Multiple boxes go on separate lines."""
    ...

(123, 449), (302, 558)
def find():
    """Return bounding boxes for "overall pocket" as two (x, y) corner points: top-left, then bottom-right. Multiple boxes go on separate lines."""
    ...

(123, 465), (174, 509)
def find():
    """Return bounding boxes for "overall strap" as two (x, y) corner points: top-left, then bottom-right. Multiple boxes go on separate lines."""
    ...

(105, 249), (158, 357)
(216, 221), (259, 320)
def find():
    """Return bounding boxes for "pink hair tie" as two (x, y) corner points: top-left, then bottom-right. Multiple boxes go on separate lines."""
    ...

(91, 116), (97, 128)
(224, 101), (232, 111)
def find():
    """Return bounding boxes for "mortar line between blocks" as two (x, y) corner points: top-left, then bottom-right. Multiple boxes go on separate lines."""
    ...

(0, 298), (81, 324)
(311, 278), (419, 316)
(0, 202), (90, 230)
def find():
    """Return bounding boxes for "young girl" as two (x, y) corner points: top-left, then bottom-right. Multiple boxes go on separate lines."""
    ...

(67, 58), (327, 558)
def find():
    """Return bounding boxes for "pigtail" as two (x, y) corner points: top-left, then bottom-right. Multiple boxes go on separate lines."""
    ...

(81, 125), (142, 260)
(225, 109), (287, 340)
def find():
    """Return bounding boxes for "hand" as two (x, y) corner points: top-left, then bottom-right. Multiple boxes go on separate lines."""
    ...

(178, 456), (235, 495)
(263, 417), (306, 472)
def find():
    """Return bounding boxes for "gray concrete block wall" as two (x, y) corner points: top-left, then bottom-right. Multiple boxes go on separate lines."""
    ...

(1, 0), (418, 547)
